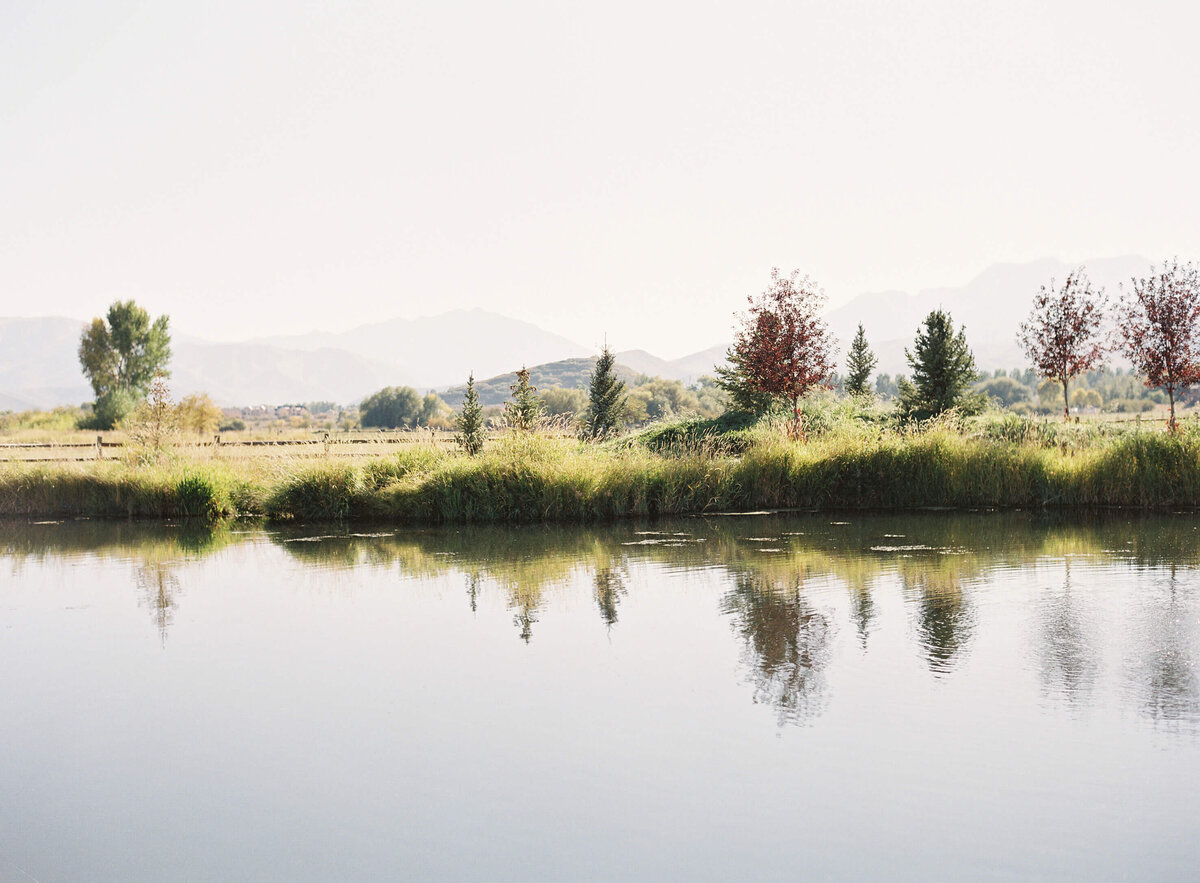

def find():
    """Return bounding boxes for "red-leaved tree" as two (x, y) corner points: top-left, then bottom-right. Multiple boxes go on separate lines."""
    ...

(731, 268), (835, 439)
(1119, 259), (1200, 433)
(1017, 268), (1107, 421)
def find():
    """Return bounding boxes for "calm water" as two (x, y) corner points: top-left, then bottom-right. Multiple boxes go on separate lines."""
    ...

(2, 513), (1199, 880)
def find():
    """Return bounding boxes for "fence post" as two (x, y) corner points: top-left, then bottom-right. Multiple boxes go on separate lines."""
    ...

(323, 431), (330, 458)
(96, 435), (103, 460)
(213, 434), (222, 458)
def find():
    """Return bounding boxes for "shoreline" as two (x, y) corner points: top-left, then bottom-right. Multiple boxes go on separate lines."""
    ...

(2, 428), (1198, 523)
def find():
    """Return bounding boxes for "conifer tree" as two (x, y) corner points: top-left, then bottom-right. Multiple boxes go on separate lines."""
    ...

(714, 344), (776, 415)
(504, 366), (544, 431)
(581, 345), (627, 440)
(897, 310), (981, 419)
(844, 323), (877, 397)
(455, 373), (485, 455)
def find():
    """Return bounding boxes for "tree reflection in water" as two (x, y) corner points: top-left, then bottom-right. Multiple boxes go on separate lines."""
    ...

(593, 565), (627, 629)
(137, 563), (180, 644)
(1129, 565), (1199, 727)
(1036, 559), (1097, 707)
(848, 582), (875, 650)
(9, 512), (1200, 728)
(902, 566), (974, 676)
(720, 573), (832, 726)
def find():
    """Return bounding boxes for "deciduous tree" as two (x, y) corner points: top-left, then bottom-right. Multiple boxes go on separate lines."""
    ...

(419, 392), (449, 427)
(177, 393), (223, 435)
(126, 373), (178, 462)
(78, 300), (172, 429)
(360, 386), (422, 428)
(726, 268), (835, 438)
(1018, 269), (1107, 420)
(1118, 259), (1200, 433)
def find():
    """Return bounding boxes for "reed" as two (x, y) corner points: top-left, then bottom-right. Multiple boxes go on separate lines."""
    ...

(3, 414), (1199, 523)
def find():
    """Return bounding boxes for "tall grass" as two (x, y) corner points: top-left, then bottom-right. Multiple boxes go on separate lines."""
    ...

(3, 413), (1199, 522)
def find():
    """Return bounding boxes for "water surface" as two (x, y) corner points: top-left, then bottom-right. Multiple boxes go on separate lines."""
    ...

(2, 513), (1198, 880)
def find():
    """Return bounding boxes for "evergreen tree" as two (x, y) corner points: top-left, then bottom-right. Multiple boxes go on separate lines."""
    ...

(897, 310), (981, 419)
(504, 366), (544, 431)
(845, 323), (877, 397)
(714, 344), (776, 415)
(455, 374), (486, 455)
(581, 346), (627, 439)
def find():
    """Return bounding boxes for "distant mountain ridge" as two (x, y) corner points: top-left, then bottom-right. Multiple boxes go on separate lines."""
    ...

(0, 256), (1158, 408)
(0, 311), (726, 409)
(825, 255), (1152, 375)
(251, 309), (592, 390)
(439, 358), (641, 409)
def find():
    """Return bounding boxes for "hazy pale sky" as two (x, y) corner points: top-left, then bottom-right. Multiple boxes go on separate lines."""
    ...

(2, 0), (1198, 357)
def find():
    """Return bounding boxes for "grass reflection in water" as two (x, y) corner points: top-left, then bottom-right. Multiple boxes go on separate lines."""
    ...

(5, 511), (1200, 729)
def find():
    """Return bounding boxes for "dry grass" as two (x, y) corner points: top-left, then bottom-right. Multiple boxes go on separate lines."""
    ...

(2, 412), (1199, 523)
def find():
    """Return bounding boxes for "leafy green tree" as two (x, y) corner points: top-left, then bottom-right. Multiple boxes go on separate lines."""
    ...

(897, 310), (982, 418)
(177, 392), (223, 434)
(541, 387), (588, 418)
(89, 389), (138, 431)
(455, 374), (486, 455)
(78, 300), (172, 429)
(581, 346), (627, 439)
(844, 323), (877, 397)
(418, 392), (449, 427)
(504, 366), (543, 431)
(977, 376), (1031, 408)
(874, 373), (899, 399)
(360, 386), (422, 428)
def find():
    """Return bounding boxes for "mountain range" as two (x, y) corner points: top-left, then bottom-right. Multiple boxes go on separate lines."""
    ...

(823, 255), (1150, 378)
(0, 256), (1154, 409)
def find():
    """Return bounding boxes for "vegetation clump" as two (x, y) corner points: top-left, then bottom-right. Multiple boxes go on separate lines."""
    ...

(504, 366), (544, 431)
(1019, 268), (1107, 421)
(723, 268), (835, 438)
(844, 324), (877, 398)
(898, 310), (983, 419)
(580, 345), (627, 440)
(78, 300), (172, 430)
(455, 374), (486, 456)
(1117, 259), (1200, 433)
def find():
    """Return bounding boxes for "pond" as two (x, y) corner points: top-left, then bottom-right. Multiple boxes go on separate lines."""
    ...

(2, 512), (1198, 880)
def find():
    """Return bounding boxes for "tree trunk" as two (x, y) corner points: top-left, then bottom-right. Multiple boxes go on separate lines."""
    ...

(1061, 377), (1070, 421)
(1168, 386), (1177, 433)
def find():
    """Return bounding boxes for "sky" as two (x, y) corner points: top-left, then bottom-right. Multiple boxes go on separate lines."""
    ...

(2, 0), (1198, 358)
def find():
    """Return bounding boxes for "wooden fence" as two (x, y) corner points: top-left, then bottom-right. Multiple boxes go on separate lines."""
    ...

(0, 430), (494, 462)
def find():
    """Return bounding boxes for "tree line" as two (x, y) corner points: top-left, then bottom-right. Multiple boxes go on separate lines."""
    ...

(712, 259), (1200, 434)
(68, 257), (1200, 439)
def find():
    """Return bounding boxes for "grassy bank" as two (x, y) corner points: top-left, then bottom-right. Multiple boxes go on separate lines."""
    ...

(3, 413), (1200, 522)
